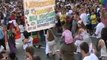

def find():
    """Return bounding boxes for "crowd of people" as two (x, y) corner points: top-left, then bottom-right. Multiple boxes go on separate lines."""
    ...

(55, 0), (107, 60)
(0, 0), (107, 60)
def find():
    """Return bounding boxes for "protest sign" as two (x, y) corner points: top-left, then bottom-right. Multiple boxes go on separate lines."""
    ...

(23, 0), (56, 32)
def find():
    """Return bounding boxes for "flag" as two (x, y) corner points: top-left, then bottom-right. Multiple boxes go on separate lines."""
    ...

(100, 0), (107, 11)
(103, 0), (107, 11)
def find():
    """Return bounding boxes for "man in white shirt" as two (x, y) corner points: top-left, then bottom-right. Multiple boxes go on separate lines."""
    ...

(80, 9), (89, 26)
(80, 42), (99, 60)
(89, 53), (99, 60)
(95, 22), (105, 39)
(80, 42), (90, 60)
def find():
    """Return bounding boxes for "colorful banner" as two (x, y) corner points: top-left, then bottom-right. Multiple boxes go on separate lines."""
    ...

(23, 0), (56, 32)
(100, 0), (107, 11)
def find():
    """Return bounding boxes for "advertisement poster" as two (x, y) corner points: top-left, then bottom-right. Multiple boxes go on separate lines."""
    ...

(23, 0), (56, 32)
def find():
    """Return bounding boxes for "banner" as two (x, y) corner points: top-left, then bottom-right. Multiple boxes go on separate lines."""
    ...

(100, 0), (107, 11)
(23, 0), (56, 32)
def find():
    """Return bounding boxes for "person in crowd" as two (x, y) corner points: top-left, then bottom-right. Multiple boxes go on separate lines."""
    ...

(45, 28), (56, 58)
(71, 12), (78, 36)
(94, 20), (105, 47)
(55, 15), (62, 33)
(94, 8), (106, 56)
(98, 39), (107, 60)
(0, 24), (6, 50)
(94, 20), (105, 39)
(98, 27), (107, 60)
(10, 12), (17, 26)
(90, 9), (97, 31)
(79, 8), (89, 27)
(60, 24), (76, 60)
(59, 9), (67, 26)
(80, 42), (99, 60)
(23, 31), (33, 50)
(14, 24), (21, 41)
(80, 42), (89, 60)
(74, 25), (92, 60)
(25, 46), (34, 60)
(76, 20), (91, 42)
(101, 27), (107, 49)
(74, 29), (83, 60)
(61, 24), (74, 45)
(0, 23), (6, 50)
(7, 23), (17, 54)
(79, 27), (91, 43)
(18, 21), (25, 41)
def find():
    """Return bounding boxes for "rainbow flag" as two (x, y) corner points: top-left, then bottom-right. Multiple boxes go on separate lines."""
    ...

(100, 0), (107, 11)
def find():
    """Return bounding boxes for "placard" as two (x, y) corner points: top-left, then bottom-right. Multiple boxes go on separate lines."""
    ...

(23, 0), (56, 32)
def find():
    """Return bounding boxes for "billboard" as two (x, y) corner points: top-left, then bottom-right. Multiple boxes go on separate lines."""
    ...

(23, 0), (56, 32)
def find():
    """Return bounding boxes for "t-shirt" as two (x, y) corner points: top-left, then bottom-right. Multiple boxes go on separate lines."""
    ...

(95, 22), (105, 38)
(90, 14), (97, 24)
(83, 56), (90, 60)
(80, 13), (89, 26)
(60, 14), (67, 22)
(83, 53), (99, 60)
(89, 53), (99, 60)
(62, 30), (73, 44)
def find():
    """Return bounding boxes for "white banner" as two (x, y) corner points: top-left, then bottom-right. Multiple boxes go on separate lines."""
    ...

(23, 0), (56, 32)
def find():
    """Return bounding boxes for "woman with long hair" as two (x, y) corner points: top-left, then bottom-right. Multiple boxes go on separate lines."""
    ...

(98, 27), (107, 60)
(45, 28), (56, 58)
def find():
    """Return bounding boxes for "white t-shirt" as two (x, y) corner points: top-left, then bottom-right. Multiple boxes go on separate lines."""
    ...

(80, 13), (89, 26)
(83, 56), (90, 60)
(89, 53), (99, 60)
(95, 22), (105, 38)
(83, 53), (99, 60)
(0, 45), (4, 52)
